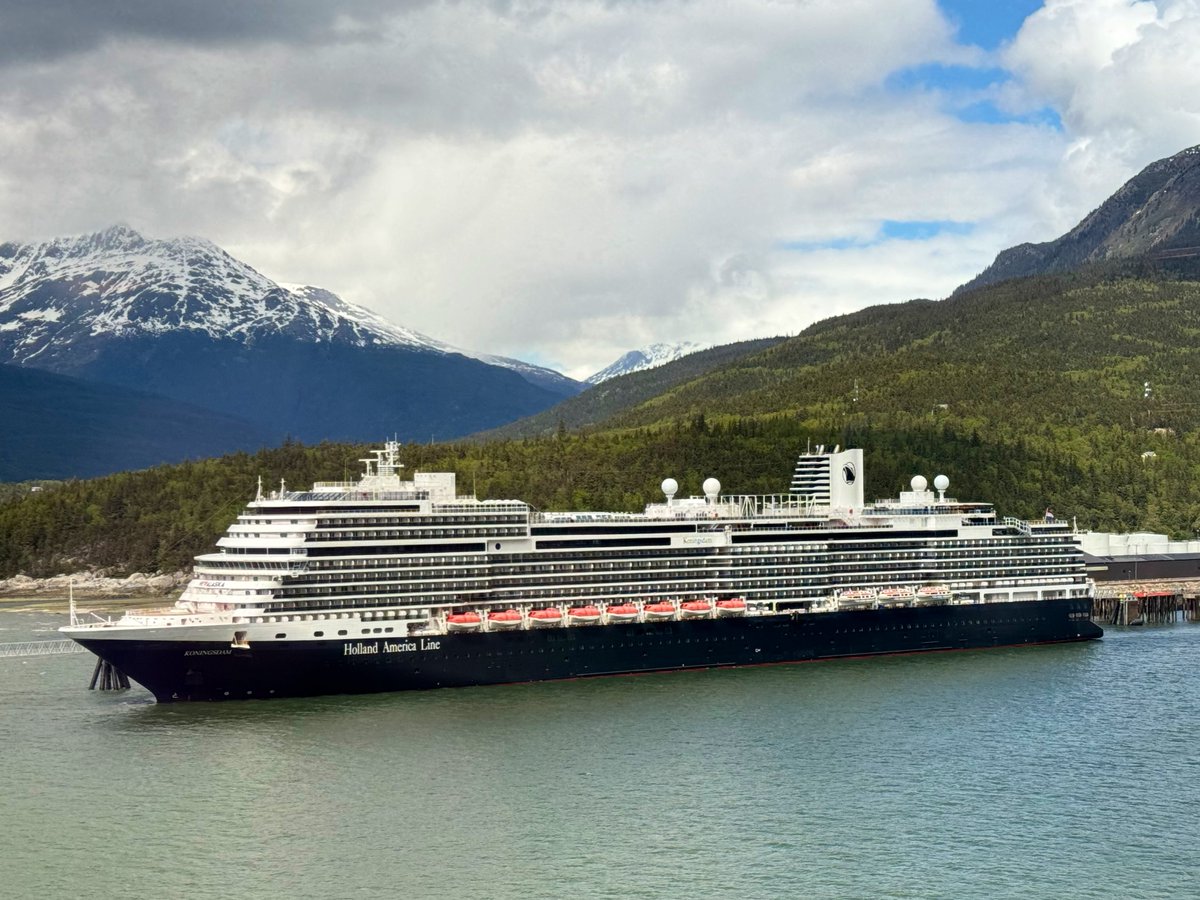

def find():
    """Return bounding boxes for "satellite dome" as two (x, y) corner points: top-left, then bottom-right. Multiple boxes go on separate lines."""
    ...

(661, 478), (679, 498)
(703, 477), (721, 498)
(934, 474), (949, 492)
(910, 475), (928, 491)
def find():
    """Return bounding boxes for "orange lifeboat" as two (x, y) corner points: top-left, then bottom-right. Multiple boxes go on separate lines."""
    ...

(605, 603), (639, 623)
(644, 601), (676, 621)
(487, 609), (523, 630)
(679, 600), (713, 619)
(916, 584), (952, 604)
(567, 605), (602, 625)
(878, 587), (916, 607)
(528, 607), (563, 627)
(446, 611), (482, 632)
(715, 598), (747, 617)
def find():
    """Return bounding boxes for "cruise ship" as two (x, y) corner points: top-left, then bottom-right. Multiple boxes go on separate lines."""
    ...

(62, 443), (1102, 701)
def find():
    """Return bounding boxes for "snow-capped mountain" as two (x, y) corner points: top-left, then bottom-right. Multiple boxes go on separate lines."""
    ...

(0, 225), (577, 395)
(0, 225), (579, 446)
(585, 342), (707, 385)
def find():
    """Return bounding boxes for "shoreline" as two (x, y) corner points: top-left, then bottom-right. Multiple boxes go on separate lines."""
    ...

(0, 571), (188, 614)
(0, 594), (169, 614)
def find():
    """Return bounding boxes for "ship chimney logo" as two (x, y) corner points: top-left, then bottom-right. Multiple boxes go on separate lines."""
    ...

(842, 463), (856, 484)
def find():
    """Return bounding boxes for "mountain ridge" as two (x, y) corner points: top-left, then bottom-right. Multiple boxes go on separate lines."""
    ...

(0, 225), (581, 466)
(0, 224), (580, 395)
(585, 341), (707, 384)
(958, 145), (1200, 293)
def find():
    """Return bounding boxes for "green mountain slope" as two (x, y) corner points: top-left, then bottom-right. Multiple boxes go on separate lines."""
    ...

(601, 270), (1200, 440)
(479, 337), (786, 439)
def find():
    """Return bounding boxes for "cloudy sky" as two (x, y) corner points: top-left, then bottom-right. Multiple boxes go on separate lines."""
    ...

(1, 0), (1198, 379)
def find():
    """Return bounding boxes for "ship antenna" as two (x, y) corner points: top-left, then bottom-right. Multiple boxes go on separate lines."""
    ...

(69, 578), (76, 627)
(256, 475), (263, 502)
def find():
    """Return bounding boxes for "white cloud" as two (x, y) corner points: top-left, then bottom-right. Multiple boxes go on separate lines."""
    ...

(1003, 0), (1200, 232)
(0, 0), (1196, 379)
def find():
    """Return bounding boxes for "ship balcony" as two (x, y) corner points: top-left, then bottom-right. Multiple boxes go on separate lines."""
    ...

(230, 520), (316, 533)
(216, 535), (308, 549)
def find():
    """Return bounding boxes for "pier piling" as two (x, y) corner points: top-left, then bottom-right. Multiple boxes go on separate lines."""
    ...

(1091, 589), (1200, 625)
(88, 658), (130, 691)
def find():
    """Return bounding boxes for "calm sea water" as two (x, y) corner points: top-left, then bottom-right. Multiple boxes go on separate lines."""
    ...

(2, 610), (1198, 900)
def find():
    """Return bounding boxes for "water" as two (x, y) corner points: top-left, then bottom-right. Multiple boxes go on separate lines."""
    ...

(3, 610), (1199, 899)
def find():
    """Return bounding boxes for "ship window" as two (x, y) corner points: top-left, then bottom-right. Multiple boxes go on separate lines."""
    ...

(314, 631), (324, 637)
(338, 629), (348, 636)
(275, 633), (286, 639)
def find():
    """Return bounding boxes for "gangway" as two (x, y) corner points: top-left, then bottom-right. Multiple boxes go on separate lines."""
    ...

(0, 639), (130, 690)
(0, 639), (89, 658)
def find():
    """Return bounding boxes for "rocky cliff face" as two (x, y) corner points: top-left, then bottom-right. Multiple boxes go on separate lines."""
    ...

(958, 145), (1200, 293)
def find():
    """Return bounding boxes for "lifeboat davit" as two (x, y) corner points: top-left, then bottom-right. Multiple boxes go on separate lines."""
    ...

(487, 609), (523, 630)
(567, 605), (602, 625)
(528, 607), (563, 627)
(679, 600), (713, 619)
(605, 603), (639, 623)
(446, 612), (482, 632)
(715, 598), (747, 617)
(644, 602), (676, 621)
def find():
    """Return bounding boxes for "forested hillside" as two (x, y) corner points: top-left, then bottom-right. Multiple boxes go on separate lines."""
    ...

(602, 268), (1200, 436)
(2, 413), (1195, 579)
(7, 267), (1200, 578)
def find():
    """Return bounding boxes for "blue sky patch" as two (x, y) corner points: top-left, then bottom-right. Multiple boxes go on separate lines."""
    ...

(887, 63), (1008, 93)
(954, 101), (1063, 129)
(881, 220), (974, 241)
(778, 220), (974, 252)
(937, 0), (1045, 50)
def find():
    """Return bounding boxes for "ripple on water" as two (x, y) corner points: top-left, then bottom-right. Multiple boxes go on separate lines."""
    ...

(2, 612), (1199, 899)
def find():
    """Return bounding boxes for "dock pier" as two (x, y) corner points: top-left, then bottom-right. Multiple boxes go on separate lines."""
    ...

(1092, 586), (1200, 625)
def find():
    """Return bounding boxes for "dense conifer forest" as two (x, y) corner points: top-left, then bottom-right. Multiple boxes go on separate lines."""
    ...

(5, 268), (1200, 578)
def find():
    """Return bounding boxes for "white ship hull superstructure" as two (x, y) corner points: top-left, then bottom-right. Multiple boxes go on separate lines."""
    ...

(62, 444), (1100, 700)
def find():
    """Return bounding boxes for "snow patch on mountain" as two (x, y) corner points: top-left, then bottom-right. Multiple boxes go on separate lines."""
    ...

(0, 225), (579, 394)
(586, 342), (707, 384)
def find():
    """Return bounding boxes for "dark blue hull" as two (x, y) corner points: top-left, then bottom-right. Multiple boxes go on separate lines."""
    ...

(78, 599), (1102, 702)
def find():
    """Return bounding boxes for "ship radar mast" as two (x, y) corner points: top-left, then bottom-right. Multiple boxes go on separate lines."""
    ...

(356, 440), (406, 492)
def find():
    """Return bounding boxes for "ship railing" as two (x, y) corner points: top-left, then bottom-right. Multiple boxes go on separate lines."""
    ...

(275, 490), (431, 502)
(63, 609), (235, 629)
(436, 501), (529, 513)
(1002, 516), (1032, 535)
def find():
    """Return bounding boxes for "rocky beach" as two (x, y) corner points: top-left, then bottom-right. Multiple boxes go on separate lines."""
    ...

(0, 570), (188, 611)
